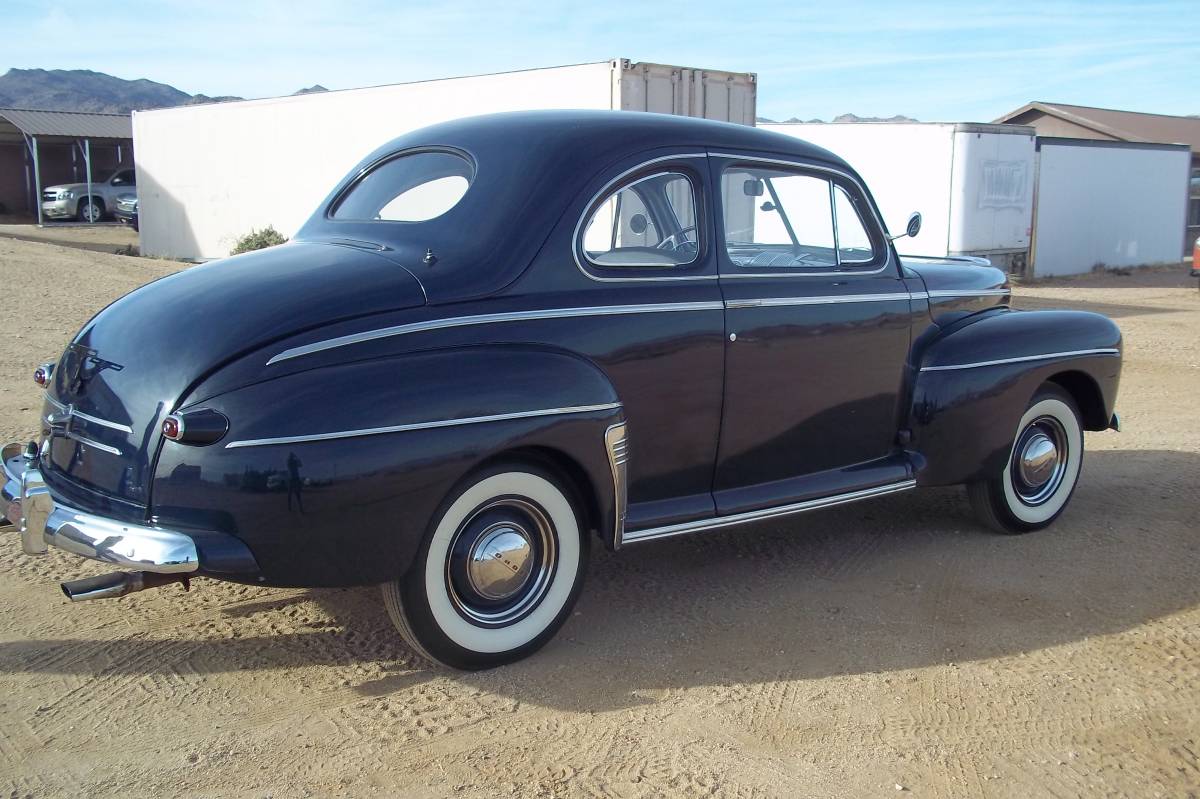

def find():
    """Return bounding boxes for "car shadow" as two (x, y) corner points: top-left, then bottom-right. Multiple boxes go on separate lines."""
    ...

(1, 448), (1196, 714)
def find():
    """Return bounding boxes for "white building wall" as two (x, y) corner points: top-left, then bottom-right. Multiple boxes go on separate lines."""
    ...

(134, 60), (756, 261)
(1032, 140), (1191, 276)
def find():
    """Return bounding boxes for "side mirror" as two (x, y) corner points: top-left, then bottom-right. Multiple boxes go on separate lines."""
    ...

(888, 211), (922, 241)
(744, 179), (764, 197)
(906, 212), (922, 239)
(628, 213), (649, 235)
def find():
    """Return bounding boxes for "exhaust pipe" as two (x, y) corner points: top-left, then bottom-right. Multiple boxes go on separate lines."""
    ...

(60, 571), (191, 602)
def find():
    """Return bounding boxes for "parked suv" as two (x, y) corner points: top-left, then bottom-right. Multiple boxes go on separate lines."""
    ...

(41, 168), (136, 223)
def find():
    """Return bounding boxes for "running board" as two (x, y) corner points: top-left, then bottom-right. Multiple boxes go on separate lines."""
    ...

(621, 479), (917, 545)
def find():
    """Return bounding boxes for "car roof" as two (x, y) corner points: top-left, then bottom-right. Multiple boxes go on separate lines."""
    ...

(361, 109), (850, 173)
(297, 111), (859, 303)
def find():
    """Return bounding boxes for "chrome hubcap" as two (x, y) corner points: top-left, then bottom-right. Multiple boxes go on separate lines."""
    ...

(1018, 432), (1058, 487)
(1010, 415), (1068, 505)
(466, 525), (534, 601)
(446, 498), (557, 627)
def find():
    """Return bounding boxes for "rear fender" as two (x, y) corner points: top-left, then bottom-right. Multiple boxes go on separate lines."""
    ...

(150, 345), (624, 586)
(910, 309), (1121, 486)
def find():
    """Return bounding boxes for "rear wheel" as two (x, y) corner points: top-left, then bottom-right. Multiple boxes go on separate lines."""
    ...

(382, 463), (588, 669)
(968, 383), (1084, 534)
(76, 197), (103, 223)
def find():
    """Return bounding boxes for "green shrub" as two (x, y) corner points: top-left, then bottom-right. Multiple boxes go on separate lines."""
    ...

(231, 226), (288, 255)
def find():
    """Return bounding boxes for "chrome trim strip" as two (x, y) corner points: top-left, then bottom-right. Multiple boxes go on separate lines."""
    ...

(267, 302), (725, 365)
(725, 292), (913, 309)
(605, 423), (629, 550)
(64, 431), (121, 456)
(571, 153), (715, 283)
(225, 403), (624, 449)
(920, 348), (1120, 373)
(40, 395), (133, 435)
(623, 480), (917, 544)
(70, 409), (134, 434)
(926, 289), (1011, 298)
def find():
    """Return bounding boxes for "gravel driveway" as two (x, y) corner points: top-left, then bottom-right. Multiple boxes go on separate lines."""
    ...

(1, 238), (1197, 797)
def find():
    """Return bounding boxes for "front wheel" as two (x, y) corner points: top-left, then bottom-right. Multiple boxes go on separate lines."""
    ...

(382, 464), (588, 669)
(968, 383), (1084, 534)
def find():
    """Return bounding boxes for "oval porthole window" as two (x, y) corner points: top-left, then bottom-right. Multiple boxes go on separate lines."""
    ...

(332, 151), (473, 222)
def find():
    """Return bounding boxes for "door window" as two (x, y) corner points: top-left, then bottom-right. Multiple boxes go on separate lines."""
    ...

(721, 166), (880, 269)
(581, 171), (699, 268)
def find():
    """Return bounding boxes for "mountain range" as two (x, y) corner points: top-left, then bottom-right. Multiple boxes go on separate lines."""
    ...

(0, 68), (326, 114)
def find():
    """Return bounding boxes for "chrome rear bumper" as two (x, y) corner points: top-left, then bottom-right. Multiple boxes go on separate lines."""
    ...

(2, 441), (199, 573)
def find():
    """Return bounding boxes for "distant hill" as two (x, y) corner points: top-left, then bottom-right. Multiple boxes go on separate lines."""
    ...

(758, 113), (920, 124)
(0, 68), (243, 113)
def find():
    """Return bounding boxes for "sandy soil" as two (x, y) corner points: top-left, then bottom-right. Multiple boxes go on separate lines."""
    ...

(0, 240), (1197, 798)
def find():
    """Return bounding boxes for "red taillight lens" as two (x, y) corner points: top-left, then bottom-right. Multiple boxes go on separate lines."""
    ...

(162, 416), (183, 440)
(33, 364), (52, 387)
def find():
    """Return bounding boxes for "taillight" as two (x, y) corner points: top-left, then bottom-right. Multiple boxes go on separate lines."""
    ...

(162, 409), (228, 445)
(33, 362), (55, 387)
(162, 415), (184, 441)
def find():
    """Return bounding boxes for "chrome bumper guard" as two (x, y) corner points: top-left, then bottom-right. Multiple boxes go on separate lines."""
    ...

(2, 441), (199, 573)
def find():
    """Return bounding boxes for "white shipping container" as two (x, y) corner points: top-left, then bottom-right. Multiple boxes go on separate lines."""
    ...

(1030, 139), (1190, 276)
(759, 122), (1036, 270)
(133, 60), (756, 261)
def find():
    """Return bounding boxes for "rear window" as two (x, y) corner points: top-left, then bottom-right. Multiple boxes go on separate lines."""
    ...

(332, 151), (473, 222)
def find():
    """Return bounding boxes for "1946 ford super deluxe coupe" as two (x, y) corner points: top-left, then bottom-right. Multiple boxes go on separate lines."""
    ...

(2, 111), (1121, 668)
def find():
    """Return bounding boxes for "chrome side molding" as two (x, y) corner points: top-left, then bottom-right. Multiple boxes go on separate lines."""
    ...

(622, 479), (917, 544)
(920, 348), (1120, 373)
(225, 402), (623, 449)
(267, 303), (725, 365)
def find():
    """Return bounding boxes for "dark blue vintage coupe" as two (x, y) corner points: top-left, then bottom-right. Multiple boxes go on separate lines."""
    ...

(3, 111), (1122, 668)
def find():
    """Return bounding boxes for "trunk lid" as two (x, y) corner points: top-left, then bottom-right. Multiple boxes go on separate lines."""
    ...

(42, 241), (425, 506)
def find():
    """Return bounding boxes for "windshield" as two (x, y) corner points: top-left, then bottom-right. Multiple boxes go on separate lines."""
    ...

(331, 151), (473, 222)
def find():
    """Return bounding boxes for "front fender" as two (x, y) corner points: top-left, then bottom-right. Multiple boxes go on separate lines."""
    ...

(910, 309), (1121, 486)
(149, 345), (623, 586)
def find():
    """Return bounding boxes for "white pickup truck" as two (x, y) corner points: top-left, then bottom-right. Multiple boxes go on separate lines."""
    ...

(40, 168), (136, 223)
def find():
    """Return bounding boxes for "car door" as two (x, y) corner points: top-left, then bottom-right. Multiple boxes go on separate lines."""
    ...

(711, 153), (917, 514)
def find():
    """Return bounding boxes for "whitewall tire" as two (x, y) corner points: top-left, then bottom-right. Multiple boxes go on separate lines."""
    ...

(382, 463), (587, 669)
(968, 383), (1084, 534)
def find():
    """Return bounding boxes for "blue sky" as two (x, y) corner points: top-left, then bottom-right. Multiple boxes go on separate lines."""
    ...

(6, 0), (1198, 122)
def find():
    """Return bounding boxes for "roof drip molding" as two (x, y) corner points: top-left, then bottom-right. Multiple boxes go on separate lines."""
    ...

(0, 107), (133, 139)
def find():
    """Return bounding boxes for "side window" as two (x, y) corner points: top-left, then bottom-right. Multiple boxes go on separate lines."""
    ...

(111, 170), (135, 187)
(833, 185), (874, 264)
(581, 171), (699, 268)
(721, 165), (880, 269)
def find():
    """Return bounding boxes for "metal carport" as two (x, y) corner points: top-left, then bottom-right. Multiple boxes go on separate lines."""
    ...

(0, 108), (133, 224)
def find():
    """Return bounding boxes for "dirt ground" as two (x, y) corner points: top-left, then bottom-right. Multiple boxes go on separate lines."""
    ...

(0, 222), (139, 255)
(0, 238), (1197, 798)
